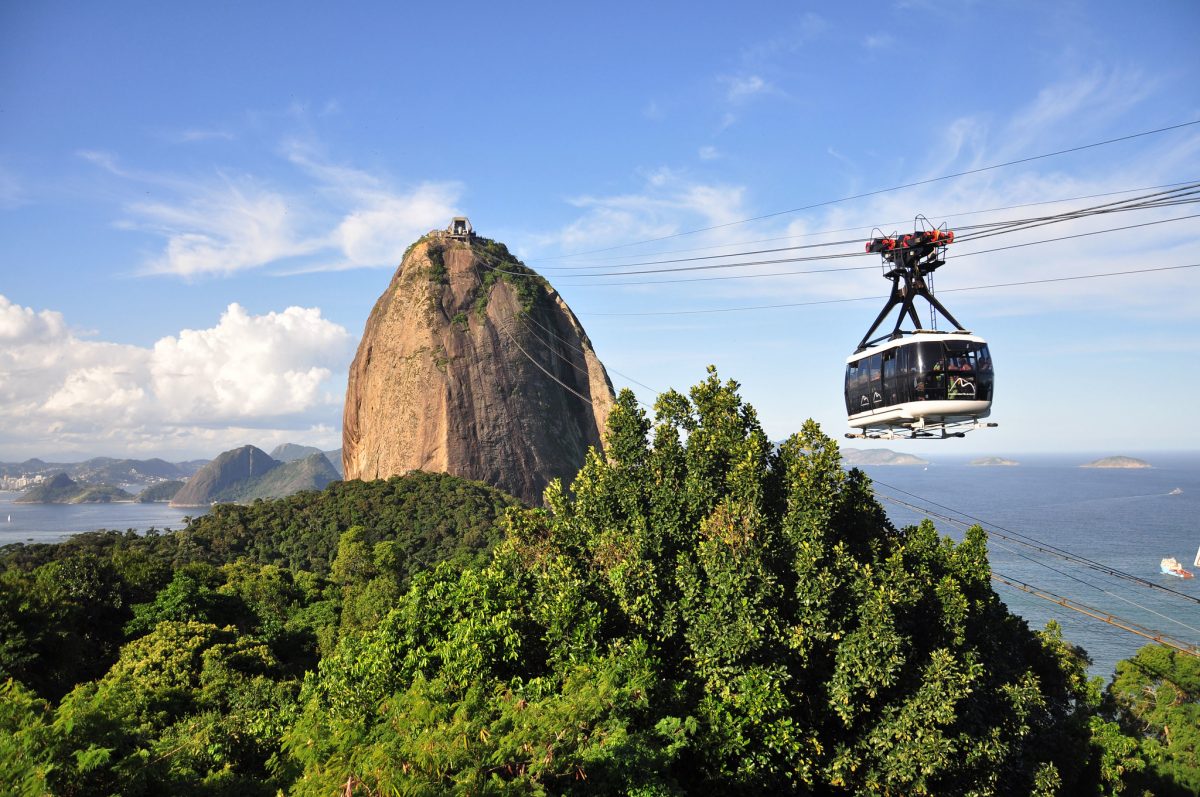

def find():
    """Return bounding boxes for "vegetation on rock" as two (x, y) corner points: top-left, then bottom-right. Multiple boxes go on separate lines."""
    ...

(15, 473), (134, 504)
(135, 480), (185, 503)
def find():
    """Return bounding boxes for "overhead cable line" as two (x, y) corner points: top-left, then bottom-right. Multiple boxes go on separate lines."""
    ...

(544, 212), (1200, 288)
(496, 319), (595, 406)
(538, 120), (1200, 258)
(536, 181), (1200, 272)
(871, 492), (1200, 638)
(481, 195), (1200, 282)
(871, 480), (1200, 606)
(516, 313), (662, 396)
(534, 179), (1200, 266)
(576, 263), (1200, 316)
(989, 574), (1199, 659)
(870, 485), (1200, 652)
(551, 197), (1200, 280)
(952, 183), (1200, 243)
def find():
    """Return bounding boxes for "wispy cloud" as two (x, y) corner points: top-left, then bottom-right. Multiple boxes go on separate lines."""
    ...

(699, 145), (720, 161)
(721, 74), (772, 103)
(740, 13), (829, 63)
(0, 162), (24, 209)
(176, 128), (236, 143)
(81, 140), (462, 278)
(531, 71), (1200, 324)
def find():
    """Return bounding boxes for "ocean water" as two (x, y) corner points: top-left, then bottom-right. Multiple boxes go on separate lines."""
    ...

(858, 452), (1200, 679)
(1, 456), (1197, 680)
(0, 491), (205, 545)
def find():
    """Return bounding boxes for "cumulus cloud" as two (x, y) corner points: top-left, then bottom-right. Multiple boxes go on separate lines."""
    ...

(0, 295), (68, 343)
(0, 296), (353, 459)
(151, 303), (350, 421)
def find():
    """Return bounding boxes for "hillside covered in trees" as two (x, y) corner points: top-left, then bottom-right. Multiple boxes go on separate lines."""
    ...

(1, 371), (1195, 795)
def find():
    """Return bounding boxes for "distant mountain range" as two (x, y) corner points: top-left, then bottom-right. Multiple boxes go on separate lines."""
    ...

(170, 446), (341, 507)
(0, 456), (205, 489)
(0, 442), (343, 490)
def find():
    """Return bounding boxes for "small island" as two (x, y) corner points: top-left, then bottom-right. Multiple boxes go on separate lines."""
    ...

(970, 457), (1020, 466)
(842, 448), (930, 466)
(14, 472), (134, 503)
(1080, 456), (1152, 469)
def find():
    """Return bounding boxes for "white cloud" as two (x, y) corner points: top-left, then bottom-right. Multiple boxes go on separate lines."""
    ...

(81, 144), (463, 278)
(151, 303), (351, 421)
(531, 170), (751, 257)
(722, 74), (771, 102)
(531, 72), (1200, 324)
(699, 145), (720, 161)
(0, 295), (68, 343)
(130, 180), (320, 277)
(0, 296), (353, 459)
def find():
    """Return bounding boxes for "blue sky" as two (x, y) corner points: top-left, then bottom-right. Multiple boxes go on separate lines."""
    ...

(1, 1), (1198, 461)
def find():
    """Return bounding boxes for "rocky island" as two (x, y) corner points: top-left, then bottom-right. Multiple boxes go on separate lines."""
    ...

(970, 457), (1020, 466)
(841, 448), (930, 466)
(1080, 456), (1152, 469)
(14, 472), (134, 503)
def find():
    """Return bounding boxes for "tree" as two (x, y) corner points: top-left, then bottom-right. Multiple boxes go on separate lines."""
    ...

(287, 370), (1102, 795)
(1106, 644), (1200, 795)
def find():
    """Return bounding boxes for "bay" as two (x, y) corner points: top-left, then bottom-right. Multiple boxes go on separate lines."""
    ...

(0, 491), (207, 545)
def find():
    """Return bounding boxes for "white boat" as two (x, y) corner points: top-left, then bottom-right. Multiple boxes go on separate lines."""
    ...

(1161, 557), (1194, 579)
(1194, 545), (1200, 569)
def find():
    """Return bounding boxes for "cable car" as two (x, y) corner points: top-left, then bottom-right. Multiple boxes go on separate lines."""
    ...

(845, 222), (997, 439)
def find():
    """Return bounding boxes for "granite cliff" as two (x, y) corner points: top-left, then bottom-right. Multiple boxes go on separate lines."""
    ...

(342, 224), (615, 505)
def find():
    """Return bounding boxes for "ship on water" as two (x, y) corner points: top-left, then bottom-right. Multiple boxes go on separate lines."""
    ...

(1160, 556), (1194, 579)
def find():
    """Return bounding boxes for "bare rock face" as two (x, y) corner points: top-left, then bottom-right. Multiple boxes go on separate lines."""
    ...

(342, 232), (615, 505)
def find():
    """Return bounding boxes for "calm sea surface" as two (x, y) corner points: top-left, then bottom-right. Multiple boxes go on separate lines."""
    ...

(2, 455), (1198, 679)
(0, 492), (205, 544)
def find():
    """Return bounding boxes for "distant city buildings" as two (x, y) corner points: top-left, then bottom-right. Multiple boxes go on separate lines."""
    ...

(0, 473), (47, 491)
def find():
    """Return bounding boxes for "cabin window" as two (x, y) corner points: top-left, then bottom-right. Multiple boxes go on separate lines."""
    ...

(915, 342), (946, 400)
(845, 361), (868, 414)
(867, 353), (883, 407)
(882, 350), (898, 406)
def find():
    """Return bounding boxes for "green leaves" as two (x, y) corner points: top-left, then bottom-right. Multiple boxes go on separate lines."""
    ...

(285, 367), (1109, 794)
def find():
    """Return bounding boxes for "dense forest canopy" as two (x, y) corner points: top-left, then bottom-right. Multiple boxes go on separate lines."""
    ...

(1, 370), (1196, 795)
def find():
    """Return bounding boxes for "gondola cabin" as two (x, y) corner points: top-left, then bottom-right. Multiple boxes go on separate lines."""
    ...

(845, 222), (997, 438)
(845, 331), (993, 433)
